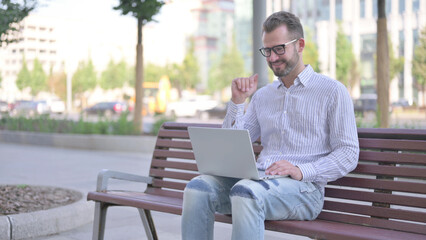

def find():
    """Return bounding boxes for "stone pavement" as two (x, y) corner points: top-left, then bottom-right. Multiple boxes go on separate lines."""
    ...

(0, 142), (308, 240)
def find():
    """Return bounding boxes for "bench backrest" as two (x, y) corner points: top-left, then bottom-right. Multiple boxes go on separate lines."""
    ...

(147, 122), (426, 235)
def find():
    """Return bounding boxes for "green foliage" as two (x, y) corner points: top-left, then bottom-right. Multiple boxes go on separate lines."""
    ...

(151, 114), (175, 135)
(0, 112), (139, 135)
(144, 63), (166, 83)
(208, 36), (245, 92)
(180, 38), (201, 89)
(389, 38), (404, 81)
(30, 58), (47, 95)
(16, 56), (31, 90)
(336, 24), (354, 88)
(0, 0), (37, 46)
(48, 70), (67, 101)
(72, 59), (97, 96)
(114, 0), (164, 24)
(413, 26), (426, 90)
(303, 28), (320, 72)
(100, 59), (131, 90)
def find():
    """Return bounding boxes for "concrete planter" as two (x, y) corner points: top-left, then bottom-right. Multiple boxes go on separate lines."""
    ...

(0, 130), (156, 153)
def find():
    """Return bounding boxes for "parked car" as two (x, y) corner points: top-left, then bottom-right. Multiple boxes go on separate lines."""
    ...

(199, 103), (228, 120)
(165, 95), (219, 118)
(82, 101), (128, 117)
(49, 99), (66, 114)
(0, 101), (9, 113)
(11, 100), (50, 117)
(353, 94), (377, 114)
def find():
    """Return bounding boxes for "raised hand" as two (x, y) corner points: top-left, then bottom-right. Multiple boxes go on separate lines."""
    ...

(231, 74), (259, 104)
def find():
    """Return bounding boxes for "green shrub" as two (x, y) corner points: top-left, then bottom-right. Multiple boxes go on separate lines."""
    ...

(0, 114), (140, 135)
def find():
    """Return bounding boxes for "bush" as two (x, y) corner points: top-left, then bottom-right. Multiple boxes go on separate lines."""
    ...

(0, 113), (139, 135)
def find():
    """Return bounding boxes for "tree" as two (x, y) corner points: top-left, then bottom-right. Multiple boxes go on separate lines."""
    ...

(208, 36), (245, 95)
(336, 23), (355, 88)
(389, 38), (404, 81)
(100, 59), (130, 90)
(0, 0), (37, 46)
(144, 62), (166, 83)
(180, 38), (200, 90)
(303, 29), (320, 72)
(412, 26), (426, 107)
(48, 70), (67, 101)
(376, 0), (390, 128)
(114, 0), (164, 133)
(16, 55), (31, 91)
(30, 58), (47, 95)
(72, 59), (97, 108)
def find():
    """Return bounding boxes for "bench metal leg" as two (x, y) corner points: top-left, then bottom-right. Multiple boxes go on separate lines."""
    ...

(92, 202), (109, 240)
(138, 209), (158, 240)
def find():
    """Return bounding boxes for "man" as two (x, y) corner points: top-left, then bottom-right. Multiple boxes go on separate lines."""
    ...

(182, 11), (359, 240)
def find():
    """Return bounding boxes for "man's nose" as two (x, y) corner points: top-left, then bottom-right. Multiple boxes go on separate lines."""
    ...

(268, 51), (279, 61)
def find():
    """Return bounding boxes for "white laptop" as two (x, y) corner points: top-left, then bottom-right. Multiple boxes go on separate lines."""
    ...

(188, 127), (286, 180)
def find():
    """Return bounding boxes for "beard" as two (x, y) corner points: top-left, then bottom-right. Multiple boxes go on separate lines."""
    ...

(268, 48), (299, 77)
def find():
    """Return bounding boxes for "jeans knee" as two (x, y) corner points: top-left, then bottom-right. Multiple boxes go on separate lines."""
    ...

(230, 183), (257, 200)
(185, 176), (213, 193)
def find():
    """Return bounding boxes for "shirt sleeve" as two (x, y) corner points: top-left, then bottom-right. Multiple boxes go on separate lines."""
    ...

(222, 95), (261, 143)
(297, 83), (360, 183)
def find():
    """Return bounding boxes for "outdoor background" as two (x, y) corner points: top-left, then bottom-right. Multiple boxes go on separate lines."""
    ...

(0, 0), (425, 133)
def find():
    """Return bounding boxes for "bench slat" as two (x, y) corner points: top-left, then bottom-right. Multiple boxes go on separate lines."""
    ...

(325, 188), (426, 208)
(352, 164), (426, 179)
(150, 168), (197, 181)
(317, 211), (426, 235)
(152, 179), (187, 191)
(155, 139), (192, 149)
(329, 177), (426, 194)
(153, 149), (194, 160)
(158, 129), (189, 139)
(359, 138), (426, 152)
(359, 151), (426, 165)
(151, 159), (198, 171)
(323, 201), (426, 223)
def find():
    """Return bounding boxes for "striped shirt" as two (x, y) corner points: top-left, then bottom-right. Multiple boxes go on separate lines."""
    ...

(223, 65), (359, 195)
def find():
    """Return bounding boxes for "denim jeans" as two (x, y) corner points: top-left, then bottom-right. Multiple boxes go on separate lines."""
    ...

(181, 175), (323, 240)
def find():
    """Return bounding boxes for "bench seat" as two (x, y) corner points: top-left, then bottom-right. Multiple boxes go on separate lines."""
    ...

(88, 122), (426, 240)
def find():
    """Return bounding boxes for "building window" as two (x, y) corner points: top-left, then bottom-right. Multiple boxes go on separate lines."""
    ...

(317, 0), (329, 21)
(373, 0), (378, 18)
(336, 0), (342, 20)
(386, 0), (391, 15)
(399, 0), (405, 14)
(360, 0), (365, 18)
(399, 30), (404, 56)
(40, 49), (46, 53)
(50, 50), (56, 54)
(413, 0), (420, 12)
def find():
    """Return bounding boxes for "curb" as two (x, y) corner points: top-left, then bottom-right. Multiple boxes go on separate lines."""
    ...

(0, 130), (156, 153)
(0, 189), (93, 240)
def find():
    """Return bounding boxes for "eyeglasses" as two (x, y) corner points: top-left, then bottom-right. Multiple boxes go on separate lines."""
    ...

(259, 39), (298, 57)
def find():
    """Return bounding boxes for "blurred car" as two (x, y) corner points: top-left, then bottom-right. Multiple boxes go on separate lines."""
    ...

(0, 101), (9, 113)
(49, 99), (66, 114)
(165, 95), (219, 118)
(11, 100), (50, 117)
(199, 103), (228, 120)
(83, 101), (128, 117)
(391, 99), (410, 108)
(353, 94), (377, 114)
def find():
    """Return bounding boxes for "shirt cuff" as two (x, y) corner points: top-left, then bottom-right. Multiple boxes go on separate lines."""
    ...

(297, 163), (317, 182)
(227, 101), (245, 118)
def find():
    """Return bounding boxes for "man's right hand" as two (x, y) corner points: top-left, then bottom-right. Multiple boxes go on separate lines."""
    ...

(231, 74), (259, 104)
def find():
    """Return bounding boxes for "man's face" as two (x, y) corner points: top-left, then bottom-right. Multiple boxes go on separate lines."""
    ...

(262, 25), (299, 78)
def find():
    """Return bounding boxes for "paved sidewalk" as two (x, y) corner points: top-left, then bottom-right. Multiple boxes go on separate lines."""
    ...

(0, 143), (308, 240)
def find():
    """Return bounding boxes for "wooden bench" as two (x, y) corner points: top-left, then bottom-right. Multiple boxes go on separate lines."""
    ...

(87, 122), (426, 240)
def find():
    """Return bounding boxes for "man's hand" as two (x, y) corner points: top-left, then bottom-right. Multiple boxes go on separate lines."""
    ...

(231, 74), (258, 104)
(265, 160), (303, 181)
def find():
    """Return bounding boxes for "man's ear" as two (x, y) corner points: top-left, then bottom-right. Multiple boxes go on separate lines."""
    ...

(297, 38), (305, 53)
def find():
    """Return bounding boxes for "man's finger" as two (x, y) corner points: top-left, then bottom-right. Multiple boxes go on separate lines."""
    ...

(249, 73), (258, 89)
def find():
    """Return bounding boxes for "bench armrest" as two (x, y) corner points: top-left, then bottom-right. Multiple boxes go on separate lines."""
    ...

(96, 169), (153, 191)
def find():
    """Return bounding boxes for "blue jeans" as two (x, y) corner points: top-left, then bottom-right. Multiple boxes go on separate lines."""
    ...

(181, 175), (323, 240)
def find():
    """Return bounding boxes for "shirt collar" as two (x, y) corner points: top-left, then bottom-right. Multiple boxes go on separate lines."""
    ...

(275, 64), (314, 89)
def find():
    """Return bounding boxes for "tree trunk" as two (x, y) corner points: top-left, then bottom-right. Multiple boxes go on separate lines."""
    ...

(134, 18), (144, 133)
(376, 0), (390, 128)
